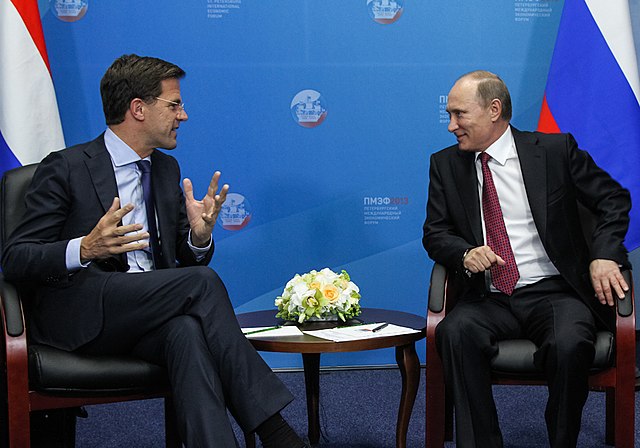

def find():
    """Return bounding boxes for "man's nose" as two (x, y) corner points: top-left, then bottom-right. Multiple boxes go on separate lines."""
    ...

(447, 116), (457, 133)
(178, 109), (188, 121)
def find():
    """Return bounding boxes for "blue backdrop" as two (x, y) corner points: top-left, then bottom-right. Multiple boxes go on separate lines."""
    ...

(35, 0), (637, 368)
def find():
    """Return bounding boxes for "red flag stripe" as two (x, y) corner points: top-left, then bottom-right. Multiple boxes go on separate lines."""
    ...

(9, 0), (51, 72)
(536, 94), (561, 134)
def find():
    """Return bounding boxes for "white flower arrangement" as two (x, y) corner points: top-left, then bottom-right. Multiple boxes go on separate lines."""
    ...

(275, 268), (362, 323)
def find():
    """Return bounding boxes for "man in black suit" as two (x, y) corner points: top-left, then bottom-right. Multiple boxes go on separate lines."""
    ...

(2, 54), (307, 448)
(423, 70), (631, 447)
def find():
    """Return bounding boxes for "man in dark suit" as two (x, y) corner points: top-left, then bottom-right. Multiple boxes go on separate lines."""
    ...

(2, 54), (307, 448)
(423, 70), (631, 447)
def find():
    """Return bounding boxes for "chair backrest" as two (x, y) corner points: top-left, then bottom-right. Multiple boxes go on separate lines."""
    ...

(0, 163), (39, 253)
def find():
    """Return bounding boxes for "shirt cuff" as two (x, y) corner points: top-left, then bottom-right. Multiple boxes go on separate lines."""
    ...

(66, 237), (91, 271)
(188, 230), (212, 261)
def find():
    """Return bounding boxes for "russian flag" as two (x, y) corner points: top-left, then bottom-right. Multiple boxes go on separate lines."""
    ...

(0, 0), (65, 173)
(538, 0), (640, 250)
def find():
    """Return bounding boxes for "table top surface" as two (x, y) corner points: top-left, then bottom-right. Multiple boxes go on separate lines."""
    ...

(236, 308), (426, 353)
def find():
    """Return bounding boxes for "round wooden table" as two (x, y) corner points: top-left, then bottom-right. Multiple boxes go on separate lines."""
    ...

(237, 308), (426, 448)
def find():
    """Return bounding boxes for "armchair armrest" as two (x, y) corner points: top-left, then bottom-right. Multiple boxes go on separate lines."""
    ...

(428, 264), (448, 314)
(0, 274), (30, 435)
(428, 263), (465, 316)
(613, 270), (635, 375)
(0, 273), (26, 337)
(427, 263), (454, 367)
(616, 270), (633, 318)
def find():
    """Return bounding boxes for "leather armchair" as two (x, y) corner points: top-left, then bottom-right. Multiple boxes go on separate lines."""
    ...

(425, 262), (636, 447)
(0, 163), (181, 447)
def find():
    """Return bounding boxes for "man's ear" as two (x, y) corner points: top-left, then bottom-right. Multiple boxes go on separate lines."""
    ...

(130, 98), (145, 121)
(489, 98), (503, 122)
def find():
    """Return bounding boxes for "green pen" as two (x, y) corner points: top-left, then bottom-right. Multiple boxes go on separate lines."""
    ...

(243, 326), (281, 335)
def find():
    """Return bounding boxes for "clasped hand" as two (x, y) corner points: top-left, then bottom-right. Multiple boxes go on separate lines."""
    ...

(80, 172), (229, 262)
(462, 245), (506, 274)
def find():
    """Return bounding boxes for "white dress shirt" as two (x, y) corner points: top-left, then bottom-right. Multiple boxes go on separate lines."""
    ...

(475, 126), (559, 291)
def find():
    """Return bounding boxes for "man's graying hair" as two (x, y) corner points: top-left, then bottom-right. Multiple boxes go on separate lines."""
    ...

(458, 70), (512, 122)
(100, 54), (185, 125)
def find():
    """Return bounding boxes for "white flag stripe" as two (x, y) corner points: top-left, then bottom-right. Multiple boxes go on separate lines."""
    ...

(585, 0), (640, 105)
(0, 0), (65, 165)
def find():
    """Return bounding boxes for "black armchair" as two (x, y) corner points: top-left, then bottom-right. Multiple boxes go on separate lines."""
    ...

(0, 163), (181, 447)
(425, 263), (636, 447)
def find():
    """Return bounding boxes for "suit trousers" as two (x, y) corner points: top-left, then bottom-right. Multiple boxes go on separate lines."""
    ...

(435, 276), (596, 448)
(75, 266), (293, 447)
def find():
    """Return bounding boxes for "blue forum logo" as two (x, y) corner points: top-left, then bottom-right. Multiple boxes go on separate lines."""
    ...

(290, 90), (327, 128)
(367, 0), (404, 24)
(220, 193), (252, 231)
(51, 0), (88, 22)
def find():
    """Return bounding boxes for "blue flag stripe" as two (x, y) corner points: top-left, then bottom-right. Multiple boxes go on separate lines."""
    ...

(544, 0), (640, 250)
(0, 130), (21, 173)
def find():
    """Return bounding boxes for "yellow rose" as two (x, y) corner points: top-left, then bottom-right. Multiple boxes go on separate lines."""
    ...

(309, 281), (321, 290)
(322, 284), (340, 303)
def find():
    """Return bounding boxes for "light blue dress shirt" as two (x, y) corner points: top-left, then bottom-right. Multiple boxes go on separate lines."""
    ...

(65, 128), (210, 272)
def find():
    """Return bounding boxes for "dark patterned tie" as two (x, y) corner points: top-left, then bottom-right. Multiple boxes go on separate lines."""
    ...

(136, 160), (160, 268)
(480, 152), (519, 295)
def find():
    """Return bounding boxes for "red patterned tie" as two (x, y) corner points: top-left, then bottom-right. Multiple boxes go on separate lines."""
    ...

(480, 152), (519, 295)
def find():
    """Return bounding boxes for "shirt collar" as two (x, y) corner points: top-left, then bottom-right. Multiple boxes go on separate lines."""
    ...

(474, 125), (515, 166)
(104, 128), (150, 166)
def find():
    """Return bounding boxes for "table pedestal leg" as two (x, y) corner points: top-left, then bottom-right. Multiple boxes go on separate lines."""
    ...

(302, 353), (321, 445)
(395, 343), (420, 448)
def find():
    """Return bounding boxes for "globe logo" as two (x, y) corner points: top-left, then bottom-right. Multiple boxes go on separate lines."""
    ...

(51, 0), (88, 22)
(367, 0), (404, 24)
(220, 193), (252, 231)
(290, 90), (327, 128)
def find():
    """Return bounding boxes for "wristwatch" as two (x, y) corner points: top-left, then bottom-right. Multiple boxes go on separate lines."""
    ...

(462, 248), (473, 278)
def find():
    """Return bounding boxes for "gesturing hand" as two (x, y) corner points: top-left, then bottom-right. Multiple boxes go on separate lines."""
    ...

(183, 171), (229, 247)
(80, 197), (149, 263)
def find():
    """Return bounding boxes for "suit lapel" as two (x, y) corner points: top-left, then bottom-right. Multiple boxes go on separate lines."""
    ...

(83, 135), (119, 213)
(83, 134), (129, 271)
(453, 149), (484, 245)
(513, 128), (548, 242)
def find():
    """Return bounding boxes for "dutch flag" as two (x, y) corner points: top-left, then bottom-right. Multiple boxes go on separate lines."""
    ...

(538, 0), (640, 250)
(0, 0), (65, 173)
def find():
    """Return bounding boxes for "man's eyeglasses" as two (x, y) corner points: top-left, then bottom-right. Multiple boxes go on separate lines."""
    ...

(155, 97), (186, 113)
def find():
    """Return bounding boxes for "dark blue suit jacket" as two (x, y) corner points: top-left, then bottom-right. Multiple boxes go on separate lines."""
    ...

(2, 134), (214, 350)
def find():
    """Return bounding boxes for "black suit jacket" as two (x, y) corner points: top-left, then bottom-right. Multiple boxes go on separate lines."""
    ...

(1, 134), (214, 349)
(423, 127), (631, 331)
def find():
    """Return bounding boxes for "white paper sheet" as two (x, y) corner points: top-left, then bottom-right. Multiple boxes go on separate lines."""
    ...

(302, 323), (420, 342)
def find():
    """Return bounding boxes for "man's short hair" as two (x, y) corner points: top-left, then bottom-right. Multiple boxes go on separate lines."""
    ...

(100, 54), (186, 125)
(458, 70), (512, 122)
